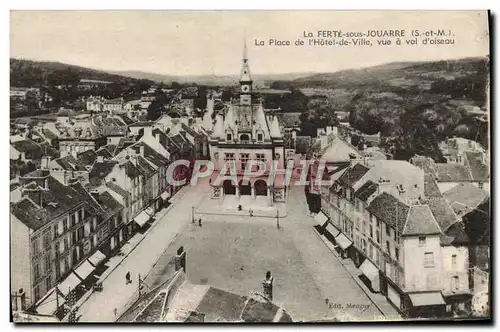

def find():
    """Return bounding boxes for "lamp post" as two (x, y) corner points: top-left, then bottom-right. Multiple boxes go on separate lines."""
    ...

(276, 210), (280, 230)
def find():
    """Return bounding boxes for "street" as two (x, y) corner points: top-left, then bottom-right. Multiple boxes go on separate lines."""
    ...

(77, 183), (209, 322)
(78, 182), (387, 322)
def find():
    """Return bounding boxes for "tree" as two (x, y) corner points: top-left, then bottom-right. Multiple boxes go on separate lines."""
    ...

(147, 100), (165, 121)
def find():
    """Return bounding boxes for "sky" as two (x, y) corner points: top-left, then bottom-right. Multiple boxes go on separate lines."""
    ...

(10, 10), (489, 76)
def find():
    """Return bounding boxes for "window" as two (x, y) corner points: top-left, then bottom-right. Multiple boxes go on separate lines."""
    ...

(45, 255), (51, 271)
(55, 242), (60, 256)
(43, 231), (51, 250)
(451, 276), (459, 292)
(224, 153), (235, 161)
(46, 275), (52, 291)
(71, 213), (77, 227)
(478, 182), (483, 189)
(424, 252), (434, 268)
(386, 225), (391, 236)
(362, 239), (367, 252)
(64, 238), (69, 252)
(256, 153), (265, 163)
(31, 238), (40, 256)
(386, 241), (391, 256)
(34, 263), (41, 280)
(376, 230), (380, 244)
(79, 208), (85, 222)
(34, 285), (40, 302)
(78, 226), (84, 240)
(395, 247), (400, 262)
(72, 231), (77, 245)
(376, 219), (380, 228)
(257, 133), (263, 141)
(369, 225), (373, 238)
(419, 236), (426, 245)
(240, 134), (250, 143)
(226, 133), (232, 141)
(240, 153), (250, 170)
(452, 254), (457, 268)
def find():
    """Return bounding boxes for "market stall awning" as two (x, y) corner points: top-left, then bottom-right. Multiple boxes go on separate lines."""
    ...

(134, 210), (151, 227)
(88, 250), (106, 267)
(409, 292), (446, 307)
(145, 206), (154, 216)
(57, 272), (82, 296)
(359, 259), (380, 291)
(35, 289), (66, 316)
(334, 233), (353, 251)
(74, 260), (96, 281)
(325, 222), (341, 238)
(314, 210), (329, 224)
(160, 191), (171, 201)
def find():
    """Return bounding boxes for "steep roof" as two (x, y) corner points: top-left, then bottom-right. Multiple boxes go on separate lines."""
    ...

(77, 149), (97, 167)
(276, 112), (301, 128)
(105, 182), (131, 199)
(426, 197), (459, 232)
(434, 163), (472, 182)
(337, 163), (370, 187)
(403, 205), (441, 236)
(98, 191), (123, 219)
(89, 160), (118, 186)
(11, 139), (43, 155)
(367, 192), (409, 234)
(464, 151), (489, 182)
(443, 183), (489, 211)
(320, 137), (361, 164)
(424, 173), (442, 198)
(440, 222), (469, 246)
(53, 155), (87, 172)
(354, 180), (379, 202)
(10, 177), (96, 231)
(97, 145), (116, 157)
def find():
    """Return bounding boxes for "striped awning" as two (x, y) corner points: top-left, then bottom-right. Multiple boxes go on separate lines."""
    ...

(409, 292), (446, 307)
(57, 272), (82, 296)
(88, 250), (106, 267)
(74, 260), (96, 280)
(134, 210), (151, 227)
(160, 191), (171, 200)
(314, 211), (329, 224)
(334, 233), (353, 251)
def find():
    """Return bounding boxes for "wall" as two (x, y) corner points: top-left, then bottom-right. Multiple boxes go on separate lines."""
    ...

(441, 245), (470, 295)
(11, 215), (32, 306)
(403, 235), (442, 292)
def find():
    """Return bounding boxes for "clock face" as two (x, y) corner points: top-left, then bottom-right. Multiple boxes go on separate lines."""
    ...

(241, 85), (249, 93)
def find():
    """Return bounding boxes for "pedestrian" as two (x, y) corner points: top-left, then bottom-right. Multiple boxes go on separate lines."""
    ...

(125, 271), (131, 285)
(249, 208), (254, 217)
(198, 218), (202, 227)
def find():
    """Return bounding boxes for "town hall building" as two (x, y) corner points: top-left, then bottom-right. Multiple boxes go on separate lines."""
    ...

(209, 42), (286, 207)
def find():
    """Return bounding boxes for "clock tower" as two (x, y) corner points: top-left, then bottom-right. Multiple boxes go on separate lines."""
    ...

(239, 39), (252, 106)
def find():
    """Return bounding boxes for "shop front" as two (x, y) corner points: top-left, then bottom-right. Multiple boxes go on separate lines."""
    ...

(359, 258), (380, 293)
(407, 292), (447, 318)
(334, 233), (352, 259)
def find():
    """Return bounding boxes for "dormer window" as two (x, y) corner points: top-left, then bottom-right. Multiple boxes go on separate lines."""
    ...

(226, 133), (232, 141)
(240, 134), (250, 143)
(257, 132), (263, 142)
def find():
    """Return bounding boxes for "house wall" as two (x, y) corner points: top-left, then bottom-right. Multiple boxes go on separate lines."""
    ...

(403, 235), (442, 292)
(11, 215), (32, 306)
(441, 246), (470, 295)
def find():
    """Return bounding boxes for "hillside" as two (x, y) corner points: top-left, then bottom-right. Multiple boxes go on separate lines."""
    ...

(10, 58), (155, 87)
(109, 70), (316, 87)
(273, 57), (490, 161)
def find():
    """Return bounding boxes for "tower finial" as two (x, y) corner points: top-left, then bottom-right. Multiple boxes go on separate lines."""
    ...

(243, 32), (248, 62)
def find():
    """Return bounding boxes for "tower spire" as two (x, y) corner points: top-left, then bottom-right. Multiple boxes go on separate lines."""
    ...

(243, 35), (248, 63)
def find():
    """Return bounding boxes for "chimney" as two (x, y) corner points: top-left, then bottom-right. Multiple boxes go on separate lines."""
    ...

(90, 189), (99, 202)
(97, 155), (104, 163)
(175, 246), (186, 273)
(41, 156), (52, 170)
(143, 126), (153, 138)
(262, 271), (274, 301)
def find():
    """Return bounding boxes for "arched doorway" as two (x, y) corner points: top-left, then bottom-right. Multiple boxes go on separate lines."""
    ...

(223, 180), (236, 195)
(239, 180), (251, 196)
(255, 180), (267, 196)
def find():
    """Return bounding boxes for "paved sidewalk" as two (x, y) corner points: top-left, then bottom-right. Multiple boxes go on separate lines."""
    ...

(75, 184), (208, 322)
(312, 227), (402, 320)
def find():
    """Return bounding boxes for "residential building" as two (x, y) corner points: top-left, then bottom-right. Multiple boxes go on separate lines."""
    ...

(103, 98), (125, 114)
